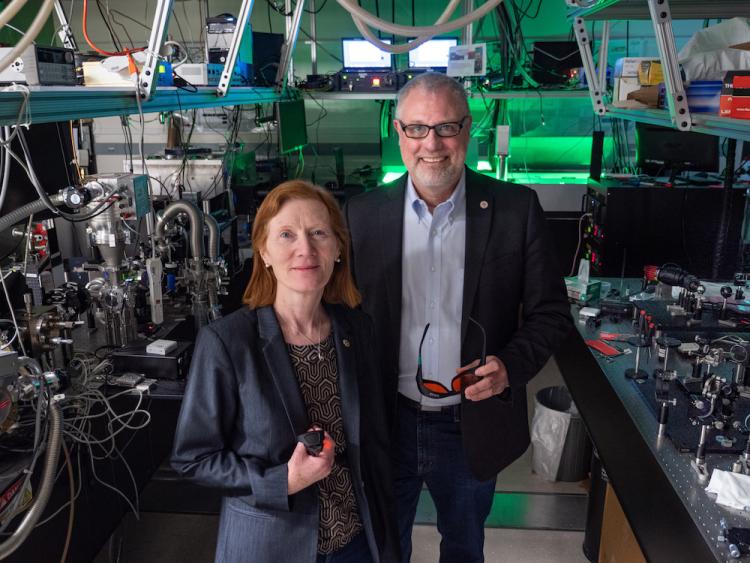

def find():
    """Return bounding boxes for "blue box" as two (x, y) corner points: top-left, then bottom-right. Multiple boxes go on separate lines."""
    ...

(157, 61), (173, 86)
(206, 61), (253, 86)
(686, 80), (722, 113)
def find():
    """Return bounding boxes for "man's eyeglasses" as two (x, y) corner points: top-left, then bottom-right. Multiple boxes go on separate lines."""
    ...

(415, 317), (486, 399)
(398, 116), (469, 139)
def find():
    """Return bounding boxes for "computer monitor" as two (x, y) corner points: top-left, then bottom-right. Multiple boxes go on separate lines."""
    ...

(252, 31), (284, 86)
(635, 123), (720, 180)
(531, 41), (582, 86)
(342, 38), (392, 71)
(408, 38), (458, 70)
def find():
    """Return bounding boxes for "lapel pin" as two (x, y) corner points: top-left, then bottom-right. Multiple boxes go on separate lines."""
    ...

(480, 200), (489, 209)
(342, 339), (351, 348)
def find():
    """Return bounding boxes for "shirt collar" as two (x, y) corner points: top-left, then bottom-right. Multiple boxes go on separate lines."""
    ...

(406, 169), (466, 224)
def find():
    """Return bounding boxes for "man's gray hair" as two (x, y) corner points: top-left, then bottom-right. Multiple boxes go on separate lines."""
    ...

(394, 73), (469, 120)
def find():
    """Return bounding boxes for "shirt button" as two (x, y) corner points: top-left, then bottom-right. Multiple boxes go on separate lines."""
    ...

(431, 229), (437, 236)
(429, 338), (434, 344)
(431, 266), (436, 272)
(430, 301), (435, 308)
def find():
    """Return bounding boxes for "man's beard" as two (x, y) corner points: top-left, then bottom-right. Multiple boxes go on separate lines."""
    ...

(411, 160), (463, 191)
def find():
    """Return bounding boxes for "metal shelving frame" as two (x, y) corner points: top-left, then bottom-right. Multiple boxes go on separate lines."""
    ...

(0, 86), (289, 127)
(567, 0), (750, 20)
(0, 0), (303, 126)
(308, 90), (589, 101)
(606, 107), (750, 142)
(567, 0), (750, 140)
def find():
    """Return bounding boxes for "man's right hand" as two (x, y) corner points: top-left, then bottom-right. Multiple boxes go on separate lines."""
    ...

(287, 430), (335, 495)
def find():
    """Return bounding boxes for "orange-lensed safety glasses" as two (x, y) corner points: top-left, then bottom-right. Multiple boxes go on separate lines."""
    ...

(415, 317), (486, 399)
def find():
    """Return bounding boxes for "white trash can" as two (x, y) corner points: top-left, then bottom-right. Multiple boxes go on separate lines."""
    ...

(531, 386), (591, 482)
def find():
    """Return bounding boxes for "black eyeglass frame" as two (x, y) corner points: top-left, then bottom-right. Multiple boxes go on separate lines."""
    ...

(397, 116), (469, 139)
(415, 317), (486, 399)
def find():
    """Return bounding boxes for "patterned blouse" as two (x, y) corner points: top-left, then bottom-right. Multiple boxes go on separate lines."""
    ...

(287, 333), (363, 554)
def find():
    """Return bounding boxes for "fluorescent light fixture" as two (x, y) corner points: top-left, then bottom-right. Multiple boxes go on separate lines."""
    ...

(381, 171), (406, 184)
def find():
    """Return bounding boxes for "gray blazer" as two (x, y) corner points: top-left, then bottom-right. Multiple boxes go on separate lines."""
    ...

(171, 305), (399, 563)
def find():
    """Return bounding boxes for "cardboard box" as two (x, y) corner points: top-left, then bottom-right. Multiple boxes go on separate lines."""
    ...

(564, 277), (601, 304)
(720, 70), (750, 119)
(720, 94), (750, 119)
(614, 57), (659, 78)
(686, 80), (722, 113)
(627, 85), (663, 108)
(722, 70), (750, 91)
(599, 484), (647, 563)
(637, 60), (663, 85)
(83, 59), (173, 87)
(614, 76), (641, 102)
(613, 57), (662, 101)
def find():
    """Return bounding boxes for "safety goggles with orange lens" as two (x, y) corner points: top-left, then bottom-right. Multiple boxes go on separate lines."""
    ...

(415, 318), (486, 399)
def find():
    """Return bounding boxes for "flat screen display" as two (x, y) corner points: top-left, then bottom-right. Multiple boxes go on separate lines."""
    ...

(342, 38), (392, 70)
(635, 123), (719, 175)
(408, 38), (458, 69)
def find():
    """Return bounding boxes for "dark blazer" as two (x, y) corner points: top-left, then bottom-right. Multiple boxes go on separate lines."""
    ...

(345, 167), (573, 481)
(171, 305), (399, 563)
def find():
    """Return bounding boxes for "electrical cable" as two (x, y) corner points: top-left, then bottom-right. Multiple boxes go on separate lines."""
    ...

(0, 286), (19, 351)
(81, 0), (144, 57)
(170, 9), (192, 60)
(106, 9), (150, 31)
(1, 144), (115, 227)
(59, 440), (74, 563)
(50, 0), (76, 46)
(163, 40), (189, 66)
(0, 126), (10, 213)
(94, 0), (124, 51)
(48, 388), (148, 524)
(29, 437), (82, 529)
(121, 117), (135, 172)
(0, 215), (30, 267)
(305, 0), (330, 14)
(15, 129), (121, 222)
(511, 0), (542, 19)
(569, 212), (593, 277)
(0, 271), (26, 356)
(0, 400), (61, 560)
(180, 3), (197, 56)
(298, 27), (344, 64)
(134, 76), (158, 259)
(2, 23), (25, 37)
(60, 389), (149, 447)
(494, 3), (539, 88)
(0, 376), (46, 531)
(0, 85), (31, 147)
(54, 123), (74, 188)
(68, 122), (83, 183)
(0, 130), (3, 199)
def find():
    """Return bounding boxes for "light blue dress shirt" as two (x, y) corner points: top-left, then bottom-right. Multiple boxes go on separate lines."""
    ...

(398, 171), (467, 407)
